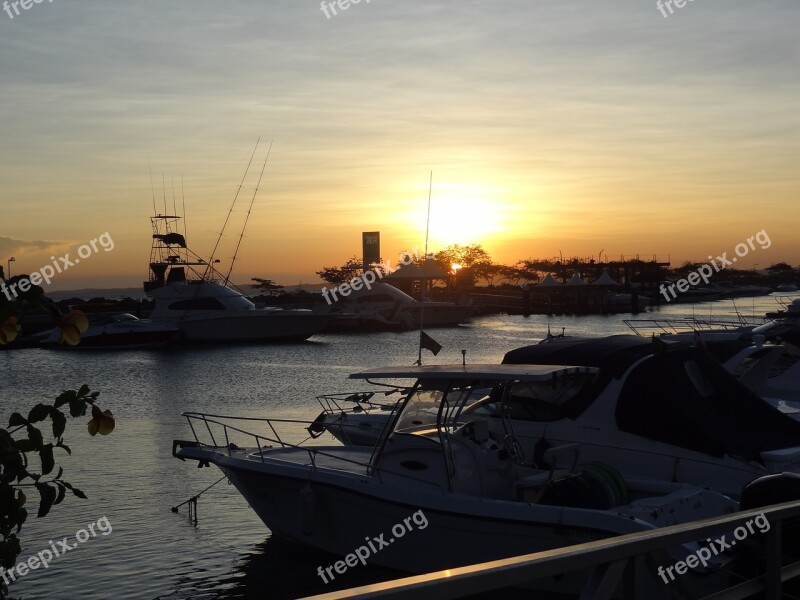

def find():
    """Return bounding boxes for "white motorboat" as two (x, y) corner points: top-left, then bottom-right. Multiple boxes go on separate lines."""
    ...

(144, 214), (328, 342)
(39, 312), (179, 349)
(310, 336), (800, 497)
(174, 364), (747, 594)
(326, 282), (473, 332)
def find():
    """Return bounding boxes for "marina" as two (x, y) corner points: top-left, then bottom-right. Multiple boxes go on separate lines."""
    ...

(2, 2), (800, 598)
(1, 293), (799, 598)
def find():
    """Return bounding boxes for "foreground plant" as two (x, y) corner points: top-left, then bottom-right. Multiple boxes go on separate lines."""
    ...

(0, 385), (114, 599)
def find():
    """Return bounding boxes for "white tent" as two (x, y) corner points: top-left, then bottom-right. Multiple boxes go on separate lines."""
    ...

(590, 270), (621, 286)
(536, 273), (561, 287)
(564, 273), (587, 286)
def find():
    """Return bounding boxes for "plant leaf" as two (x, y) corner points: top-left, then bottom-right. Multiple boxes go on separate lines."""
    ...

(39, 444), (55, 476)
(7, 413), (26, 428)
(36, 483), (57, 518)
(27, 404), (51, 424)
(51, 409), (67, 439)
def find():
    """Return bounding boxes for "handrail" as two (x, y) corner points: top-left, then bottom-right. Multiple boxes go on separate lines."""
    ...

(624, 318), (761, 337)
(298, 500), (800, 600)
(315, 391), (405, 415)
(178, 412), (444, 491)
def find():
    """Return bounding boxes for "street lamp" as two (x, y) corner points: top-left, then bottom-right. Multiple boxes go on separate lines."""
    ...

(7, 257), (14, 279)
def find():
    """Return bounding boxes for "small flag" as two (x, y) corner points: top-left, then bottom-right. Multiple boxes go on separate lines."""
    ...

(420, 331), (442, 356)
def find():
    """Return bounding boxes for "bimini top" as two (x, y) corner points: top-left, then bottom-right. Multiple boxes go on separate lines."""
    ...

(502, 335), (679, 378)
(350, 364), (598, 381)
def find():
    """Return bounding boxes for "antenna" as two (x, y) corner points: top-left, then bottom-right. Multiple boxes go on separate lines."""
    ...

(162, 173), (167, 216)
(171, 176), (177, 216)
(148, 160), (157, 215)
(204, 138), (261, 280)
(225, 141), (273, 285)
(418, 171), (433, 366)
(181, 175), (188, 263)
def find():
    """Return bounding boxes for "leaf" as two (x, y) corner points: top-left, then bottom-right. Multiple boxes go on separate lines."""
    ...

(68, 399), (86, 418)
(7, 413), (26, 428)
(15, 507), (27, 532)
(12, 438), (35, 453)
(36, 483), (57, 518)
(54, 483), (66, 505)
(77, 384), (90, 397)
(54, 390), (77, 409)
(27, 403), (51, 424)
(61, 482), (87, 500)
(26, 425), (44, 451)
(39, 444), (55, 476)
(57, 442), (72, 456)
(51, 409), (67, 439)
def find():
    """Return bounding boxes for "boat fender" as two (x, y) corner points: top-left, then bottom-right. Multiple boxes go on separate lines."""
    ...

(306, 411), (328, 439)
(298, 483), (317, 535)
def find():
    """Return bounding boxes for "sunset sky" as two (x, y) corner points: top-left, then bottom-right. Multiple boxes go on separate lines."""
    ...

(1, 1), (798, 290)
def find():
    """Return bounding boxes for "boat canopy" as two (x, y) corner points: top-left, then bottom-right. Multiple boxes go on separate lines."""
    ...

(616, 347), (800, 460)
(502, 335), (672, 378)
(350, 364), (598, 381)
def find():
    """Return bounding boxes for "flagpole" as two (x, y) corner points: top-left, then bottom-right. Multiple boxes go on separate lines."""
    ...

(418, 171), (433, 366)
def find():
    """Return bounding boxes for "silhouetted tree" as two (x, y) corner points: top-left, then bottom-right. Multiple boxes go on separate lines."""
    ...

(316, 256), (363, 286)
(767, 262), (793, 273)
(250, 278), (285, 296)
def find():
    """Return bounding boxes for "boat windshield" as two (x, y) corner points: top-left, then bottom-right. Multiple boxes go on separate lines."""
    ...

(392, 383), (490, 434)
(465, 374), (595, 422)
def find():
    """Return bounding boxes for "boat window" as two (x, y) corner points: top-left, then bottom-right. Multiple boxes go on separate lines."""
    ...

(465, 376), (592, 422)
(393, 389), (443, 432)
(168, 297), (226, 311)
(732, 348), (773, 378)
(770, 352), (800, 378)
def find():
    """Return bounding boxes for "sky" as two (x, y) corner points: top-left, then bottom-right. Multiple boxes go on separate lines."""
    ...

(1, 0), (798, 290)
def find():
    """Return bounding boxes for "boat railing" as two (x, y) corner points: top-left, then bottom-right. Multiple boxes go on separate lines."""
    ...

(298, 498), (800, 600)
(624, 317), (762, 337)
(181, 411), (355, 464)
(178, 411), (445, 492)
(315, 390), (405, 415)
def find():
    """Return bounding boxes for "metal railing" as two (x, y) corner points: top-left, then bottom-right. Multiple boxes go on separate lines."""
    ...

(178, 412), (445, 492)
(298, 500), (800, 600)
(624, 318), (762, 337)
(315, 390), (405, 415)
(180, 412), (375, 472)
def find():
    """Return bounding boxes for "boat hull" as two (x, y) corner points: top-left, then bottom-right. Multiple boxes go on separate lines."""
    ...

(172, 449), (726, 597)
(170, 312), (328, 342)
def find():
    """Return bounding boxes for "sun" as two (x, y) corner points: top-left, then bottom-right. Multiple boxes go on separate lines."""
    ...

(410, 182), (506, 248)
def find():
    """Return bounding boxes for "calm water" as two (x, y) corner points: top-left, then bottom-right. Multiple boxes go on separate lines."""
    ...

(1, 295), (795, 599)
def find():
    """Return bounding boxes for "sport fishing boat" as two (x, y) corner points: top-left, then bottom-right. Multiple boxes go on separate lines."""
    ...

(174, 364), (744, 594)
(144, 214), (328, 342)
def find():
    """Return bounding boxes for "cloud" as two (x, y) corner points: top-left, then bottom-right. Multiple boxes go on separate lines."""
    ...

(0, 236), (65, 256)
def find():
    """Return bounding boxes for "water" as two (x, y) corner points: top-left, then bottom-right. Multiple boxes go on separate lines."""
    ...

(1, 295), (795, 599)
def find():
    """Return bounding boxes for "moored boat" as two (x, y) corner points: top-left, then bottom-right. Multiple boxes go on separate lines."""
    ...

(144, 214), (328, 342)
(174, 364), (748, 594)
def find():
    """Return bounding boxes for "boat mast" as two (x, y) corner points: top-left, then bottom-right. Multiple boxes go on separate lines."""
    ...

(418, 171), (433, 366)
(203, 138), (261, 281)
(225, 140), (273, 286)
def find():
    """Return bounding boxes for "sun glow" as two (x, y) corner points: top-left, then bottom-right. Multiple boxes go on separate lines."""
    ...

(405, 182), (508, 248)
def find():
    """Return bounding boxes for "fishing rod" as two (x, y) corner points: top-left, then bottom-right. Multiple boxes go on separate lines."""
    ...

(203, 138), (261, 281)
(225, 140), (273, 286)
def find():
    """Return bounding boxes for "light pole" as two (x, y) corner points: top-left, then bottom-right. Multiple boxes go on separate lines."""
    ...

(7, 257), (14, 279)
